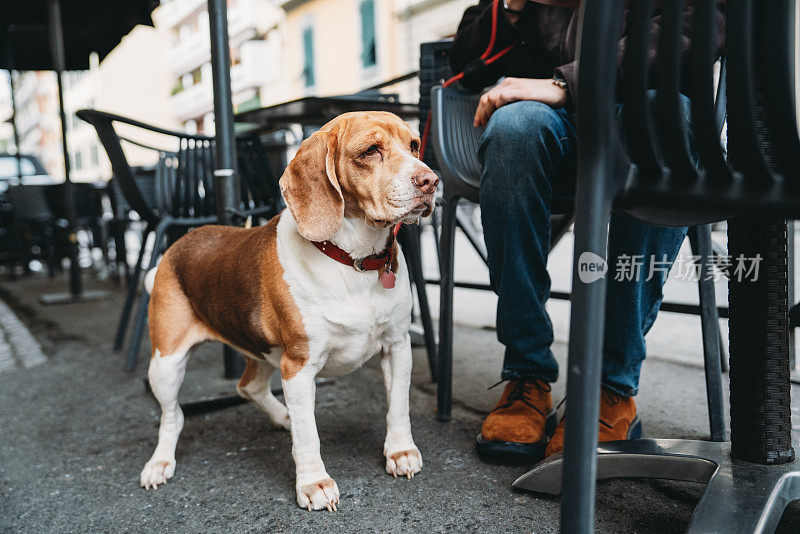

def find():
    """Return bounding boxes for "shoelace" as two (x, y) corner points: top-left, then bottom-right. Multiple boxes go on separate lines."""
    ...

(488, 379), (551, 415)
(554, 389), (622, 429)
(599, 389), (622, 429)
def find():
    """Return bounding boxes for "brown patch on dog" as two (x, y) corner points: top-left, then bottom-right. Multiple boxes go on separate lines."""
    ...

(237, 358), (259, 388)
(149, 213), (309, 378)
(280, 125), (343, 242)
(148, 254), (204, 357)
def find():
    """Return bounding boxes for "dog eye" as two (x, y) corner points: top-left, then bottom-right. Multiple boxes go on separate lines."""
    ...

(360, 144), (381, 158)
(410, 140), (420, 152)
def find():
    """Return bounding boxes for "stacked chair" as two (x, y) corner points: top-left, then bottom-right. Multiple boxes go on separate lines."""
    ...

(106, 166), (158, 285)
(78, 110), (283, 370)
(6, 185), (63, 275)
(505, 1), (800, 532)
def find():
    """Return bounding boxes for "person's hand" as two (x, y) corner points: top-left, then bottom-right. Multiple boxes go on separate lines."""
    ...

(473, 77), (568, 128)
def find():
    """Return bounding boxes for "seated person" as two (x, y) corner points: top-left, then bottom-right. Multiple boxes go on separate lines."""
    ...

(450, 0), (725, 462)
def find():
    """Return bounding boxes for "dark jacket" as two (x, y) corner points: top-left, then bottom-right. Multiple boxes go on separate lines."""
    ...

(450, 1), (726, 98)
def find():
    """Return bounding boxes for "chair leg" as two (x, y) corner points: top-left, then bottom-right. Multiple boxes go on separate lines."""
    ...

(401, 224), (438, 382)
(719, 329), (729, 372)
(431, 204), (442, 267)
(455, 208), (488, 265)
(688, 225), (726, 442)
(560, 188), (612, 533)
(125, 221), (169, 371)
(113, 224), (152, 351)
(436, 197), (458, 421)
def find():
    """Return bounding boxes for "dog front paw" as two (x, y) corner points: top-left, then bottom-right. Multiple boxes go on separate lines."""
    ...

(140, 458), (176, 489)
(385, 447), (423, 479)
(296, 477), (340, 511)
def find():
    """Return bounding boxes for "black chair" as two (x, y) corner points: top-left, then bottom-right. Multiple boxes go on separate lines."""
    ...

(429, 84), (727, 442)
(7, 184), (62, 275)
(106, 167), (158, 285)
(512, 1), (800, 532)
(78, 109), (283, 370)
(44, 181), (109, 272)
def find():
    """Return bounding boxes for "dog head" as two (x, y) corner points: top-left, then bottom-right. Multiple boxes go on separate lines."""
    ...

(279, 111), (438, 242)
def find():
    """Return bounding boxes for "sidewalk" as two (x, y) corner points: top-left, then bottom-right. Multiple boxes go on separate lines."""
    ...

(1, 268), (799, 532)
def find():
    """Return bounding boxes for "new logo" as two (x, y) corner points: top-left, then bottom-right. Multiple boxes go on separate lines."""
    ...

(578, 252), (607, 283)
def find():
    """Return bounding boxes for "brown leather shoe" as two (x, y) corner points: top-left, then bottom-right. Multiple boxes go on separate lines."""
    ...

(476, 379), (557, 464)
(545, 388), (642, 457)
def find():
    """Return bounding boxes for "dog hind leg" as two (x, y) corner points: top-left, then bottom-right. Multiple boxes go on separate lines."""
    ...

(237, 358), (290, 430)
(140, 260), (202, 489)
(140, 347), (189, 489)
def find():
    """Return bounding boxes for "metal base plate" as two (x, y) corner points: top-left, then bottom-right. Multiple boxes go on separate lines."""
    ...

(513, 439), (800, 533)
(39, 289), (110, 305)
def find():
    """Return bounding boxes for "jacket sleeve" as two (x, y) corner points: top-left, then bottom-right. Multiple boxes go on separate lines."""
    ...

(555, 6), (727, 101)
(450, 0), (525, 90)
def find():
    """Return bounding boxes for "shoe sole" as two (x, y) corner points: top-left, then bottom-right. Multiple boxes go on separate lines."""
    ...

(475, 410), (558, 465)
(627, 416), (643, 440)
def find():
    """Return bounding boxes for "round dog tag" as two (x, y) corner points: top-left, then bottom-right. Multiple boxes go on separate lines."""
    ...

(380, 270), (396, 289)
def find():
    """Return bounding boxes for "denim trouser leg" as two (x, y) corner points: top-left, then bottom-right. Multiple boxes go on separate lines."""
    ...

(479, 98), (688, 394)
(478, 101), (577, 383)
(601, 214), (687, 396)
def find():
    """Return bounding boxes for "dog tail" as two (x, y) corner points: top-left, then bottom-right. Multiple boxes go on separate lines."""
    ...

(143, 266), (158, 295)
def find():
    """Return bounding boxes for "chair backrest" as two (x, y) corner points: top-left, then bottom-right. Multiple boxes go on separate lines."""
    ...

(236, 133), (284, 216)
(420, 40), (454, 170)
(430, 87), (483, 203)
(7, 185), (55, 223)
(108, 167), (157, 220)
(43, 182), (105, 222)
(76, 110), (170, 224)
(77, 109), (282, 224)
(580, 0), (797, 222)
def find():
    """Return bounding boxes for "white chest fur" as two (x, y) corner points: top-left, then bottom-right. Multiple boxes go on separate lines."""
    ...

(276, 212), (413, 377)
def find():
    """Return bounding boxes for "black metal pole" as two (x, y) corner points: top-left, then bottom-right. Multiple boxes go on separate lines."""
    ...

(208, 0), (241, 225)
(47, 0), (82, 297)
(208, 0), (245, 379)
(4, 38), (22, 183)
(7, 70), (21, 182)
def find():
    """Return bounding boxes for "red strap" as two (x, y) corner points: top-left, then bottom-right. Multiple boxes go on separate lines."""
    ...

(418, 0), (516, 161)
(312, 225), (400, 272)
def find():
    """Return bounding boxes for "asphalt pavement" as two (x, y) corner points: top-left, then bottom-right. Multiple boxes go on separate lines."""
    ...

(2, 240), (800, 532)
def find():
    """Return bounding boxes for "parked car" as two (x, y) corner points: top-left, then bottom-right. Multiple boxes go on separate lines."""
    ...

(0, 153), (57, 192)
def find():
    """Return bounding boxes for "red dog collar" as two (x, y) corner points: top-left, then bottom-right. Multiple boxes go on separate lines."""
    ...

(311, 223), (402, 288)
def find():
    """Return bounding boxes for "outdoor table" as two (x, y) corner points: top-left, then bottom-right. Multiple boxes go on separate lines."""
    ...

(234, 95), (420, 132)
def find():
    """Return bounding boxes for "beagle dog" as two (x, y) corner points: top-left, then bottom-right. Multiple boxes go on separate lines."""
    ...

(138, 111), (438, 511)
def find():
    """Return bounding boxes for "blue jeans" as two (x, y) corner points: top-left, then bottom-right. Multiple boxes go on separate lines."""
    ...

(478, 100), (687, 397)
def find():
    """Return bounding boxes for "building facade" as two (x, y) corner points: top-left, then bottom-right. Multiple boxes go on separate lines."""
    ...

(271, 0), (401, 104)
(3, 0), (476, 181)
(12, 71), (63, 178)
(155, 0), (284, 133)
(63, 24), (181, 182)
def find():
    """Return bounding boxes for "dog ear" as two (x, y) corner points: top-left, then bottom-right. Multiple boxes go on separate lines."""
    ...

(279, 128), (343, 241)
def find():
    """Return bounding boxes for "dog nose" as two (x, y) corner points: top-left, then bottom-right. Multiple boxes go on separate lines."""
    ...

(413, 170), (439, 195)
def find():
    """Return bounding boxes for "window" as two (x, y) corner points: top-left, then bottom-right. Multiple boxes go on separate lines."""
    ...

(191, 67), (202, 85)
(73, 151), (83, 171)
(359, 0), (376, 69)
(302, 26), (315, 88)
(237, 89), (261, 113)
(90, 145), (99, 166)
